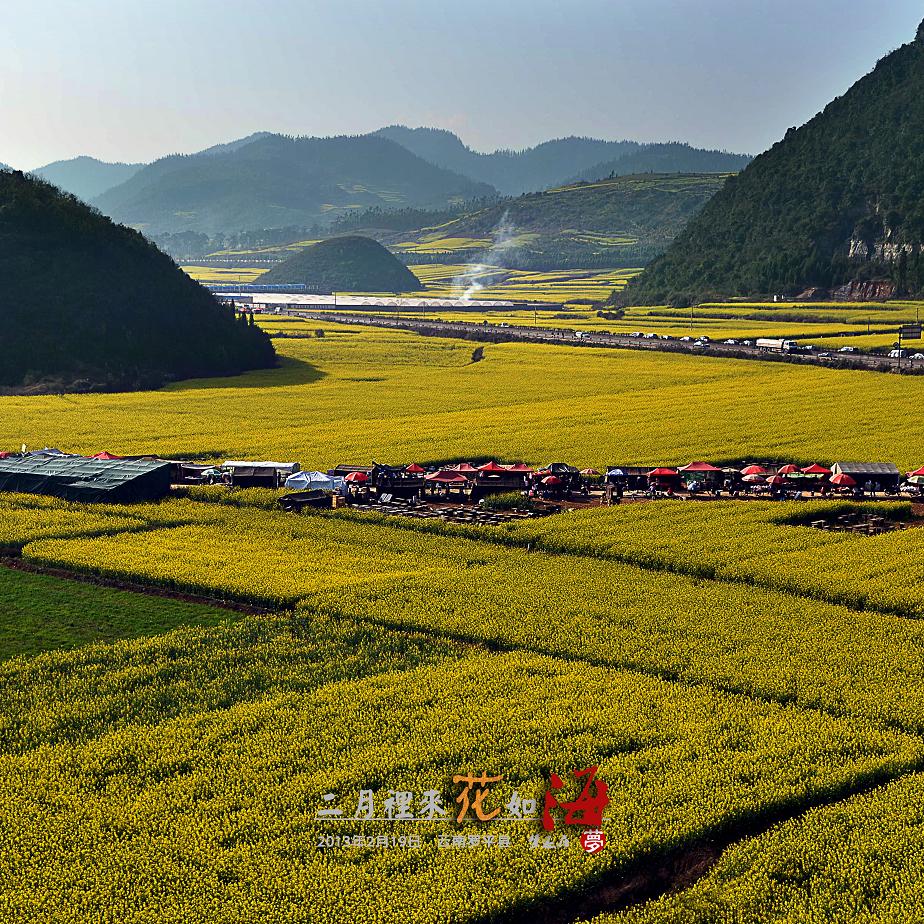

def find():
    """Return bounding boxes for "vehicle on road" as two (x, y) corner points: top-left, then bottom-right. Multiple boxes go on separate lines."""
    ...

(838, 346), (857, 353)
(756, 338), (798, 352)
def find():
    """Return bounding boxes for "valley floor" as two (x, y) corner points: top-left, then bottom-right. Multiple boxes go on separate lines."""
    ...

(2, 324), (924, 922)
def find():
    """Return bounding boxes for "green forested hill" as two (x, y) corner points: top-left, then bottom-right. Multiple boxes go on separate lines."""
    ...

(0, 171), (275, 391)
(576, 142), (751, 182)
(32, 156), (143, 201)
(93, 134), (496, 235)
(261, 236), (423, 292)
(389, 173), (731, 267)
(626, 19), (924, 304)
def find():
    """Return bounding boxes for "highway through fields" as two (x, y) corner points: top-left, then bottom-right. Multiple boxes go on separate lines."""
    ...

(277, 309), (921, 375)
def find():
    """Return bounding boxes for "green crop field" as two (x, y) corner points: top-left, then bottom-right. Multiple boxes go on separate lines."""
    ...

(0, 566), (232, 661)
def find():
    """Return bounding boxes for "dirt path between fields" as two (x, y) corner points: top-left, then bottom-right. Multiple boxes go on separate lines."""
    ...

(0, 556), (270, 615)
(472, 763), (922, 924)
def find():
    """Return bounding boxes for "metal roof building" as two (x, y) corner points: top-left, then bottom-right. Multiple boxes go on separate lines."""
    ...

(0, 456), (172, 503)
(832, 462), (902, 488)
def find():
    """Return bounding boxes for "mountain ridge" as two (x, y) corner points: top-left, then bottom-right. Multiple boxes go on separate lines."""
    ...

(624, 18), (924, 304)
(32, 156), (144, 202)
(93, 133), (496, 235)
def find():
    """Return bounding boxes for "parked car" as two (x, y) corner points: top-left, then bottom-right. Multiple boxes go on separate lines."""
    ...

(818, 352), (832, 358)
(629, 331), (643, 338)
(741, 339), (754, 347)
(643, 332), (658, 339)
(680, 336), (694, 342)
(838, 346), (857, 353)
(723, 339), (738, 345)
(889, 349), (908, 358)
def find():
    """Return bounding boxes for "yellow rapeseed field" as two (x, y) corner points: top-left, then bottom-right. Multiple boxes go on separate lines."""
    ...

(2, 324), (924, 468)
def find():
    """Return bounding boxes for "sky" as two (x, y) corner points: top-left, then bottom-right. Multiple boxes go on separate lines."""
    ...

(0, 0), (921, 169)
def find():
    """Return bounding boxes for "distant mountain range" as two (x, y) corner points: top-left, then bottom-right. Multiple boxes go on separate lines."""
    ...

(11, 126), (750, 238)
(627, 17), (924, 304)
(374, 127), (637, 195)
(93, 133), (495, 235)
(26, 134), (274, 203)
(375, 126), (751, 195)
(32, 157), (143, 202)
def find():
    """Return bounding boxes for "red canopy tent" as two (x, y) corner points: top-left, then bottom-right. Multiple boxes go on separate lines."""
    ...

(541, 475), (563, 486)
(477, 461), (508, 473)
(504, 463), (534, 473)
(741, 464), (768, 476)
(405, 463), (425, 474)
(778, 464), (800, 475)
(425, 471), (468, 483)
(766, 475), (786, 485)
(92, 451), (124, 460)
(909, 466), (924, 477)
(830, 472), (857, 487)
(344, 471), (369, 483)
(444, 463), (478, 473)
(680, 461), (722, 473)
(801, 463), (831, 475)
(580, 468), (601, 476)
(648, 468), (679, 478)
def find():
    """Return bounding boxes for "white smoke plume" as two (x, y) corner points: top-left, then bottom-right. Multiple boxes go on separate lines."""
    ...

(454, 211), (518, 301)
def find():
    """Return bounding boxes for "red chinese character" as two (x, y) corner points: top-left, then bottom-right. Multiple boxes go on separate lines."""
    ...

(542, 766), (609, 831)
(580, 829), (607, 853)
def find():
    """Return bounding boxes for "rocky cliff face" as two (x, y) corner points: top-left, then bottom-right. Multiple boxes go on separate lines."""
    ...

(831, 279), (896, 301)
(849, 238), (924, 261)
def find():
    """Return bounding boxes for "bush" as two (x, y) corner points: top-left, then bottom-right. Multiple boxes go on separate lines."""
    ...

(481, 491), (537, 512)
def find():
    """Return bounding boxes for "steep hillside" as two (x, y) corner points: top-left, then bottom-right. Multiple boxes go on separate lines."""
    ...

(0, 171), (275, 391)
(93, 134), (496, 235)
(391, 173), (730, 268)
(32, 156), (143, 201)
(375, 126), (639, 194)
(261, 236), (423, 292)
(626, 19), (924, 304)
(577, 142), (751, 182)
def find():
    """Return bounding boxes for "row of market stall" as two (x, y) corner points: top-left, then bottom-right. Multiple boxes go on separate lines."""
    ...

(627, 461), (909, 495)
(0, 448), (919, 505)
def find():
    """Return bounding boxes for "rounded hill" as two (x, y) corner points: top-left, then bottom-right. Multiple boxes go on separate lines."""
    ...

(0, 171), (276, 392)
(261, 236), (424, 292)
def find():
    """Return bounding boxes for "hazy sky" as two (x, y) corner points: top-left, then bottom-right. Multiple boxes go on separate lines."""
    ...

(1, 0), (921, 169)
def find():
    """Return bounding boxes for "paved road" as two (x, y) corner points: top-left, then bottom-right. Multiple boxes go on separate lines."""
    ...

(278, 310), (919, 375)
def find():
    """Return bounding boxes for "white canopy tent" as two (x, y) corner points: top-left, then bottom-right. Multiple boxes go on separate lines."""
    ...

(284, 470), (337, 491)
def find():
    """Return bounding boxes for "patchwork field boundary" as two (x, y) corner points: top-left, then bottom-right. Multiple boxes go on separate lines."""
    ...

(302, 506), (924, 621)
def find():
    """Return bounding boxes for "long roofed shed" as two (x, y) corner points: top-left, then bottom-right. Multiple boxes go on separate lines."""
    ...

(831, 462), (901, 488)
(0, 456), (172, 502)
